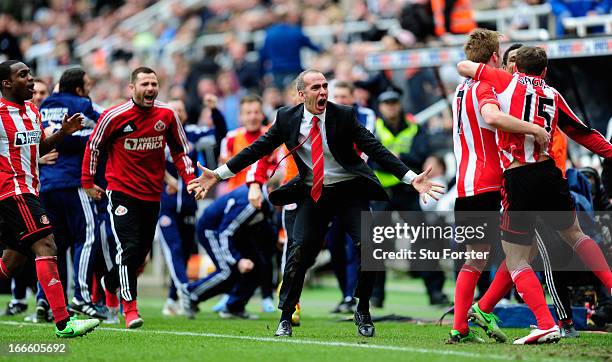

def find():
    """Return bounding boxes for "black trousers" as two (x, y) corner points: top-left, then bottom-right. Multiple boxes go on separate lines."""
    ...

(104, 191), (160, 301)
(278, 179), (373, 311)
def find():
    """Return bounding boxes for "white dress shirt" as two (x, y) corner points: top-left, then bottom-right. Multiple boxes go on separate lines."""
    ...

(215, 106), (418, 185)
(295, 108), (356, 186)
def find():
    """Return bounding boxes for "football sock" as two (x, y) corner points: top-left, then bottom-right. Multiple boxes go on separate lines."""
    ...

(573, 236), (612, 291)
(478, 260), (513, 313)
(0, 259), (9, 279)
(453, 264), (481, 334)
(35, 256), (70, 328)
(511, 266), (555, 330)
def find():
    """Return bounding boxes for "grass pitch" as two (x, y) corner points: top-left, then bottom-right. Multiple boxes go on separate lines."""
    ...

(0, 278), (610, 362)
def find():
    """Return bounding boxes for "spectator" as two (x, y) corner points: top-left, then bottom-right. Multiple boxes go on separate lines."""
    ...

(0, 14), (22, 61)
(227, 40), (261, 91)
(216, 70), (245, 131)
(259, 3), (321, 88)
(551, 0), (611, 36)
(431, 0), (477, 37)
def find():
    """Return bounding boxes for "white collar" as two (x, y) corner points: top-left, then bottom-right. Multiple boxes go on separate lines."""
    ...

(303, 106), (326, 124)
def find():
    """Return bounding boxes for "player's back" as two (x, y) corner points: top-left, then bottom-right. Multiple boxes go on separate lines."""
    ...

(452, 78), (502, 198)
(472, 64), (560, 169)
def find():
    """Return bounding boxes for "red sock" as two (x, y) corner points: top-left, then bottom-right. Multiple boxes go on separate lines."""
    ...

(574, 236), (612, 291)
(105, 289), (119, 309)
(122, 299), (138, 314)
(511, 266), (555, 330)
(453, 265), (481, 334)
(91, 276), (100, 304)
(0, 259), (10, 280)
(35, 256), (70, 323)
(478, 260), (512, 313)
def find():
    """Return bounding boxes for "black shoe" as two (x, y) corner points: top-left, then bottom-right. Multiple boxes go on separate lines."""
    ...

(219, 309), (258, 320)
(332, 297), (357, 314)
(3, 301), (28, 316)
(370, 297), (383, 309)
(354, 310), (375, 337)
(560, 321), (579, 338)
(69, 300), (108, 319)
(274, 320), (292, 337)
(591, 303), (612, 327)
(430, 292), (450, 306)
(36, 299), (53, 323)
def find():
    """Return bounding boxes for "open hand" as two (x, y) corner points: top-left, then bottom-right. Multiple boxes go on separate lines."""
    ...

(187, 162), (219, 200)
(61, 113), (84, 135)
(532, 124), (551, 152)
(237, 258), (254, 274)
(411, 166), (446, 204)
(39, 150), (59, 165)
(85, 184), (105, 201)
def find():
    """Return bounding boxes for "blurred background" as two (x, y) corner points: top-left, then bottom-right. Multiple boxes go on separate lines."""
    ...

(1, 0), (611, 325)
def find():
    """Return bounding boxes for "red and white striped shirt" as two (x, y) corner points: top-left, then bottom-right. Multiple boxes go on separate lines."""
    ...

(474, 64), (612, 169)
(82, 99), (195, 202)
(0, 99), (45, 200)
(452, 79), (503, 198)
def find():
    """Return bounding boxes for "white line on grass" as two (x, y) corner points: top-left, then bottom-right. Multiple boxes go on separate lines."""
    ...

(0, 321), (569, 362)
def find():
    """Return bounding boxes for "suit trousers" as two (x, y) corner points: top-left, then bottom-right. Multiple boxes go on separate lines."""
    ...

(278, 179), (374, 311)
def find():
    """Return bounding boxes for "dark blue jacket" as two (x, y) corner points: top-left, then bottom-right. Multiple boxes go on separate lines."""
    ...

(260, 23), (320, 74)
(39, 92), (100, 192)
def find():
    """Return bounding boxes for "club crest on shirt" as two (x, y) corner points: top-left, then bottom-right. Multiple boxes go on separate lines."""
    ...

(154, 120), (166, 132)
(115, 205), (128, 216)
(40, 215), (50, 225)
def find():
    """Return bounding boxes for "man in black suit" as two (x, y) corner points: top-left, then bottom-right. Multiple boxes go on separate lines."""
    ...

(188, 69), (444, 337)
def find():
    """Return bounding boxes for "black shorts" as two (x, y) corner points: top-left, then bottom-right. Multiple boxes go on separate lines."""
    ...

(501, 159), (575, 245)
(107, 190), (160, 267)
(0, 194), (53, 254)
(454, 191), (501, 245)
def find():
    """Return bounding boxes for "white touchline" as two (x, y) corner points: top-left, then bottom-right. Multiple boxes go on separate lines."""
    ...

(0, 321), (568, 362)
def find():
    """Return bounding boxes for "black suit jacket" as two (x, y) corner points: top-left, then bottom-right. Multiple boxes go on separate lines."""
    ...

(226, 102), (410, 205)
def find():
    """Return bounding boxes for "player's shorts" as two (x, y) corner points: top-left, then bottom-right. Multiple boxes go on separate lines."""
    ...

(501, 159), (575, 245)
(454, 191), (501, 245)
(0, 193), (53, 254)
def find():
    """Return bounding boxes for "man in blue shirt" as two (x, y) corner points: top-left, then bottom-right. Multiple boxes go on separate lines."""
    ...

(260, 5), (321, 89)
(38, 68), (105, 319)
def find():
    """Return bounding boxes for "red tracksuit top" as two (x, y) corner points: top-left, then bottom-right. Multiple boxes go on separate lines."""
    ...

(82, 99), (195, 202)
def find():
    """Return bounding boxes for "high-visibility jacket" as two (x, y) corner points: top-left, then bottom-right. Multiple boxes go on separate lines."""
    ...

(374, 117), (418, 188)
(431, 0), (476, 36)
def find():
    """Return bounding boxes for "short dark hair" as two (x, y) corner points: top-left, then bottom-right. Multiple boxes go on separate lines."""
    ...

(240, 94), (263, 106)
(130, 67), (156, 84)
(334, 81), (354, 92)
(296, 69), (323, 92)
(58, 67), (86, 94)
(515, 46), (547, 76)
(502, 43), (523, 67)
(0, 60), (21, 89)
